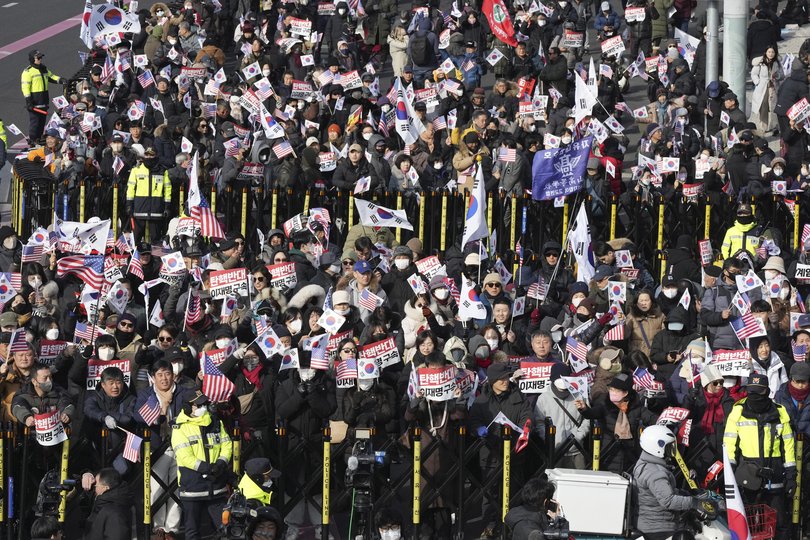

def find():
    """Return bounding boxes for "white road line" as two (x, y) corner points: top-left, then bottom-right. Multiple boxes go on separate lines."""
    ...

(2, 3), (19, 7)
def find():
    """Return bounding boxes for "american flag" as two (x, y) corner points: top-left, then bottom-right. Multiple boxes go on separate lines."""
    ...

(462, 59), (476, 71)
(254, 315), (269, 337)
(116, 233), (133, 254)
(137, 70), (155, 88)
(756, 244), (767, 260)
(138, 393), (162, 426)
(190, 196), (225, 239)
(516, 239), (523, 267)
(793, 342), (807, 363)
(432, 116), (447, 130)
(498, 148), (516, 162)
(101, 56), (114, 84)
(441, 10), (452, 27)
(730, 313), (767, 341)
(323, 286), (333, 311)
(21, 243), (43, 263)
(632, 367), (658, 391)
(377, 114), (389, 136)
(185, 289), (203, 327)
(9, 329), (27, 353)
(527, 279), (547, 300)
(604, 322), (625, 341)
(273, 140), (294, 159)
(122, 429), (143, 463)
(336, 358), (358, 380)
(442, 277), (460, 304)
(308, 334), (330, 370)
(359, 289), (383, 311)
(202, 353), (235, 402)
(798, 290), (807, 313)
(74, 322), (103, 343)
(566, 337), (589, 361)
(1, 273), (21, 290)
(57, 255), (105, 289)
(128, 248), (144, 280)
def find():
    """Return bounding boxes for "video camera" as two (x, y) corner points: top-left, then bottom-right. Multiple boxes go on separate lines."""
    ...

(220, 492), (260, 539)
(35, 470), (77, 518)
(543, 515), (570, 540)
(345, 428), (386, 494)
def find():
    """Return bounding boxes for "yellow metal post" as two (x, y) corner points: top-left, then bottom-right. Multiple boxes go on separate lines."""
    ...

(510, 195), (517, 250)
(143, 429), (151, 532)
(57, 434), (70, 522)
(112, 183), (119, 238)
(303, 190), (311, 215)
(79, 180), (86, 222)
(673, 447), (698, 491)
(179, 184), (185, 215)
(609, 194), (617, 240)
(704, 196), (711, 240)
(232, 425), (241, 475)
(322, 427), (331, 530)
(413, 427), (421, 527)
(656, 195), (664, 252)
(487, 192), (493, 233)
(440, 192), (448, 251)
(793, 433), (803, 525)
(271, 189), (278, 229)
(240, 188), (248, 237)
(561, 198), (569, 246)
(502, 426), (511, 521)
(659, 252), (667, 281)
(396, 192), (403, 244)
(592, 424), (601, 471)
(348, 193), (355, 228)
(794, 200), (801, 252)
(210, 186), (217, 215)
(419, 192), (426, 245)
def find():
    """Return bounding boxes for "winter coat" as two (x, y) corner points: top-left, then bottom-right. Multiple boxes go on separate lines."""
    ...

(632, 452), (693, 534)
(684, 388), (736, 461)
(751, 352), (788, 399)
(11, 382), (75, 425)
(701, 279), (759, 350)
(750, 57), (783, 132)
(505, 504), (548, 540)
(387, 33), (409, 77)
(624, 308), (665, 357)
(537, 55), (569, 95)
(774, 382), (810, 436)
(342, 382), (396, 429)
(363, 0), (395, 45)
(133, 384), (193, 446)
(649, 323), (700, 384)
(494, 152), (529, 194)
(84, 484), (133, 540)
(775, 67), (808, 119)
(747, 19), (780, 60)
(665, 247), (701, 284)
(332, 157), (377, 191)
(381, 263), (418, 314)
(83, 384), (136, 437)
(218, 354), (276, 432)
(533, 388), (590, 455)
(651, 0), (675, 41)
(469, 383), (532, 467)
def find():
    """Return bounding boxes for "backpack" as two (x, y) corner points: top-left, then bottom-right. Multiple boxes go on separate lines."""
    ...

(410, 34), (432, 66)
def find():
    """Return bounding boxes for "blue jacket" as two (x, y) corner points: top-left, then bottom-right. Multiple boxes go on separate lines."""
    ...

(594, 10), (621, 31)
(774, 382), (810, 437)
(134, 384), (194, 446)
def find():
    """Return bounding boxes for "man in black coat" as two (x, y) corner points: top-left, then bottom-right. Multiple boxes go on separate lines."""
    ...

(83, 367), (136, 475)
(82, 468), (132, 540)
(775, 66), (810, 140)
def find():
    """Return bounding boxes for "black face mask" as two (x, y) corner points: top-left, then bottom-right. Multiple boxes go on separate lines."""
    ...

(746, 392), (771, 414)
(371, 333), (387, 342)
(576, 314), (591, 323)
(144, 157), (158, 169)
(12, 303), (31, 315)
(737, 215), (754, 225)
(115, 329), (134, 347)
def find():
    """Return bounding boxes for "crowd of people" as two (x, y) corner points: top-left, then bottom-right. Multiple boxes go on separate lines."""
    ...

(2, 0), (810, 539)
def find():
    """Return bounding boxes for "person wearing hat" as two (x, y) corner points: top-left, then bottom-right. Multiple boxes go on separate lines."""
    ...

(720, 203), (760, 259)
(775, 362), (810, 438)
(99, 132), (137, 185)
(723, 373), (795, 536)
(576, 372), (658, 473)
(481, 272), (506, 307)
(622, 0), (656, 60)
(171, 389), (233, 539)
(21, 49), (66, 144)
(332, 141), (377, 193)
(381, 245), (418, 313)
(83, 366), (137, 475)
(721, 91), (746, 130)
(470, 361), (531, 538)
(534, 362), (590, 468)
(453, 129), (491, 191)
(0, 225), (20, 272)
(341, 260), (388, 324)
(237, 457), (282, 506)
(682, 364), (736, 469)
(25, 126), (65, 175)
(535, 241), (574, 316)
(126, 145), (173, 243)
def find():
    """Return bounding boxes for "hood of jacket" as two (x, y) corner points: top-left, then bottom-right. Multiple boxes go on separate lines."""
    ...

(175, 408), (213, 426)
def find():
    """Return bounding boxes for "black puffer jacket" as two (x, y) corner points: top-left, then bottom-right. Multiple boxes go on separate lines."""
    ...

(775, 67), (809, 118)
(84, 484), (132, 540)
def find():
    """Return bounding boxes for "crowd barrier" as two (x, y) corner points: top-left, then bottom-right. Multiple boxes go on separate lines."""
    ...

(0, 419), (803, 539)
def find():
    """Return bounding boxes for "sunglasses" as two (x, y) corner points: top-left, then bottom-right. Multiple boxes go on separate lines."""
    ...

(708, 380), (723, 386)
(254, 276), (266, 282)
(546, 252), (560, 258)
(119, 321), (134, 328)
(342, 260), (354, 266)
(158, 336), (173, 342)
(485, 283), (501, 288)
(341, 348), (357, 353)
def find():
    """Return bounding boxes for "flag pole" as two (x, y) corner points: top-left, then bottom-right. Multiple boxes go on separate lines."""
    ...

(544, 193), (583, 309)
(182, 286), (193, 332)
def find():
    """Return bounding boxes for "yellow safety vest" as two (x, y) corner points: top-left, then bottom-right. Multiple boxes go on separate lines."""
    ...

(722, 399), (795, 469)
(237, 474), (272, 505)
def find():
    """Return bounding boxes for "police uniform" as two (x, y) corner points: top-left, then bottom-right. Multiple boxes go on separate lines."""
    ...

(237, 457), (280, 506)
(171, 391), (232, 540)
(723, 374), (796, 536)
(20, 49), (63, 143)
(126, 150), (172, 243)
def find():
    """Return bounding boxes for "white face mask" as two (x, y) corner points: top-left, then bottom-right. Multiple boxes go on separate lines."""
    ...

(434, 288), (449, 300)
(215, 338), (231, 349)
(172, 363), (183, 376)
(288, 319), (303, 334)
(380, 530), (401, 540)
(362, 132), (373, 141)
(394, 258), (410, 270)
(98, 347), (115, 361)
(358, 379), (374, 391)
(434, 162), (443, 169)
(262, 69), (271, 77)
(538, 20), (547, 26)
(3, 237), (17, 250)
(551, 331), (562, 342)
(156, 9), (164, 16)
(299, 368), (316, 381)
(668, 322), (684, 332)
(29, 276), (42, 289)
(168, 38), (178, 45)
(297, 101), (305, 109)
(45, 328), (59, 340)
(571, 296), (583, 307)
(193, 405), (207, 417)
(764, 270), (779, 280)
(486, 338), (499, 350)
(335, 307), (350, 316)
(561, 136), (572, 144)
(773, 168), (784, 176)
(662, 288), (677, 299)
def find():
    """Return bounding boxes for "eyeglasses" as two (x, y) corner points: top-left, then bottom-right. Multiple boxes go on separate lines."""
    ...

(158, 336), (173, 342)
(254, 276), (266, 282)
(341, 348), (357, 354)
(545, 252), (560, 258)
(485, 283), (501, 288)
(709, 380), (723, 387)
(342, 260), (354, 266)
(119, 321), (134, 328)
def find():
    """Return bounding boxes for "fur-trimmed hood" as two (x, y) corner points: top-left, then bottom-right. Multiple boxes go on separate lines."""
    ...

(288, 284), (325, 310)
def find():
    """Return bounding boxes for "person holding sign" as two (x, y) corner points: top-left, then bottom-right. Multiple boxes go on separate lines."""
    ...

(83, 367), (137, 475)
(534, 363), (591, 469)
(682, 364), (735, 474)
(469, 363), (531, 539)
(11, 363), (74, 427)
(0, 342), (38, 421)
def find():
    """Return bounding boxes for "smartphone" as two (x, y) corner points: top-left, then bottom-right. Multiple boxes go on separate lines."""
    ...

(546, 500), (558, 513)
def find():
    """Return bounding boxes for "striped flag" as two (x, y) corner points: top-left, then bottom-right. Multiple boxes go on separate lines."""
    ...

(138, 393), (162, 425)
(57, 255), (105, 289)
(632, 367), (658, 391)
(9, 329), (27, 353)
(604, 322), (625, 341)
(516, 239), (523, 267)
(358, 289), (383, 311)
(128, 248), (144, 280)
(21, 243), (44, 263)
(273, 140), (294, 159)
(74, 322), (104, 343)
(498, 148), (516, 162)
(432, 116), (447, 131)
(306, 334), (330, 370)
(122, 429), (143, 463)
(190, 196), (225, 239)
(442, 277), (460, 304)
(185, 289), (203, 326)
(462, 59), (476, 71)
(730, 313), (767, 341)
(792, 342), (807, 363)
(202, 353), (235, 402)
(566, 337), (589, 361)
(337, 358), (358, 380)
(722, 446), (751, 540)
(137, 70), (155, 88)
(116, 233), (133, 254)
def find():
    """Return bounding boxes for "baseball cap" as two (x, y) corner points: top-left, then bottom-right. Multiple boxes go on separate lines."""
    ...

(353, 260), (372, 273)
(746, 373), (769, 395)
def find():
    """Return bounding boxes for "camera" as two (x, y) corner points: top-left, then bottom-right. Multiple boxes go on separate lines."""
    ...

(35, 470), (77, 518)
(543, 515), (570, 540)
(220, 492), (258, 539)
(345, 429), (386, 494)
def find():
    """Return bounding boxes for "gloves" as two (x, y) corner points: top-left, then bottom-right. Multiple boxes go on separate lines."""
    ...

(691, 497), (718, 521)
(126, 202), (134, 215)
(597, 312), (614, 326)
(25, 97), (33, 111)
(58, 78), (67, 85)
(476, 426), (489, 438)
(210, 460), (226, 477)
(421, 306), (433, 318)
(104, 416), (117, 429)
(297, 383), (309, 395)
(197, 461), (211, 475)
(785, 469), (797, 498)
(232, 345), (247, 360)
(530, 308), (541, 326)
(82, 344), (94, 360)
(163, 209), (170, 219)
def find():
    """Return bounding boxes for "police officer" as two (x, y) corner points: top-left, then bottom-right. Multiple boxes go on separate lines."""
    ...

(126, 146), (172, 243)
(171, 390), (233, 540)
(723, 373), (796, 537)
(237, 457), (280, 506)
(20, 49), (65, 145)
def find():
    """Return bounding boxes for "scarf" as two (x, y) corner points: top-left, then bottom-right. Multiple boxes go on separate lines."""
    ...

(788, 383), (810, 405)
(241, 365), (263, 390)
(728, 383), (747, 402)
(701, 389), (726, 434)
(613, 401), (632, 439)
(155, 385), (175, 416)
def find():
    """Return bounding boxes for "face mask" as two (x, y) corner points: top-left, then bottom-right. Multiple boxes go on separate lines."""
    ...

(358, 379), (374, 391)
(299, 368), (316, 381)
(261, 479), (274, 489)
(29, 276), (42, 289)
(156, 9), (164, 16)
(434, 162), (443, 169)
(474, 346), (490, 359)
(486, 338), (499, 350)
(38, 380), (53, 393)
(571, 296), (583, 308)
(668, 322), (684, 332)
(738, 215), (754, 224)
(551, 330), (562, 342)
(98, 347), (115, 361)
(558, 1), (567, 6)
(576, 314), (590, 323)
(45, 329), (59, 340)
(773, 168), (783, 176)
(434, 289), (449, 300)
(289, 319), (303, 334)
(640, 177), (651, 186)
(394, 258), (410, 270)
(802, 167), (809, 176)
(338, 8), (346, 14)
(538, 20), (547, 26)
(608, 389), (625, 403)
(216, 338), (231, 349)
(335, 307), (350, 316)
(380, 531), (401, 540)
(361, 132), (373, 141)
(168, 38), (178, 45)
(3, 237), (17, 250)
(172, 363), (183, 376)
(382, 104), (391, 112)
(662, 288), (677, 299)
(193, 405), (207, 417)
(244, 358), (260, 370)
(527, 124), (536, 132)
(561, 136), (572, 144)
(764, 270), (779, 280)
(297, 101), (305, 110)
(262, 69), (271, 77)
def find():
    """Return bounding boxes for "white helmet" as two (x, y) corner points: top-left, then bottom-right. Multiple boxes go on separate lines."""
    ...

(639, 425), (676, 458)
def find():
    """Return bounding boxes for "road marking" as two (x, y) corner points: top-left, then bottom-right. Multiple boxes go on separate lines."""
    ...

(0, 13), (83, 60)
(2, 3), (19, 7)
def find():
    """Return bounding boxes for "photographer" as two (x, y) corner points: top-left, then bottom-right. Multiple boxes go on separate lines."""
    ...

(504, 475), (560, 540)
(81, 468), (132, 540)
